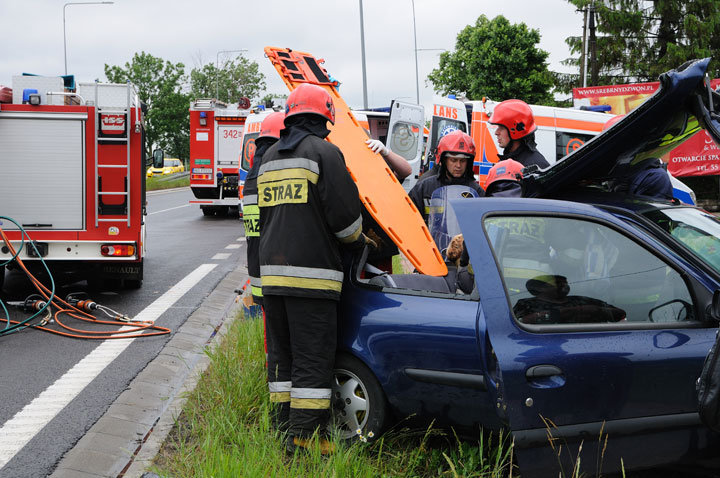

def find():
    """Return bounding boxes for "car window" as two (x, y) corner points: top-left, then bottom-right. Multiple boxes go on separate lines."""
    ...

(485, 215), (694, 325)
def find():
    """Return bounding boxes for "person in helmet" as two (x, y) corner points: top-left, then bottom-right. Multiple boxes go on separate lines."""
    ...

(485, 159), (525, 197)
(242, 111), (285, 307)
(490, 99), (550, 170)
(603, 115), (674, 201)
(258, 83), (369, 454)
(408, 130), (485, 223)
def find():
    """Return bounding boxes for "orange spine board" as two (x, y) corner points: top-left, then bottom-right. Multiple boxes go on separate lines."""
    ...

(264, 46), (447, 276)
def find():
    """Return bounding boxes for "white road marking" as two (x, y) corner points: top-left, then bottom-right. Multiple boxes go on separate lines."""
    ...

(148, 204), (191, 216)
(237, 237), (244, 241)
(225, 244), (241, 249)
(212, 253), (232, 260)
(0, 263), (217, 468)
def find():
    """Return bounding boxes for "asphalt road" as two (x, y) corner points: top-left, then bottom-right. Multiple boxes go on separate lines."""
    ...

(0, 187), (246, 478)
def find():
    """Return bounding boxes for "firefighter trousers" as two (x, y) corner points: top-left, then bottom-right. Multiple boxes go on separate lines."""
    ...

(264, 295), (337, 438)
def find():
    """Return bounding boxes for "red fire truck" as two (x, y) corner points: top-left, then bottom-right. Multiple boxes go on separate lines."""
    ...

(0, 76), (147, 289)
(189, 99), (250, 216)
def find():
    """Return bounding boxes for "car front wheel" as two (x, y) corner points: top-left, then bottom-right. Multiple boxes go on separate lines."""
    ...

(332, 354), (388, 441)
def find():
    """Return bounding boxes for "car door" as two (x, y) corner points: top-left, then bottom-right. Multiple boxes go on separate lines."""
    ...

(454, 198), (720, 477)
(385, 100), (424, 192)
(340, 265), (501, 431)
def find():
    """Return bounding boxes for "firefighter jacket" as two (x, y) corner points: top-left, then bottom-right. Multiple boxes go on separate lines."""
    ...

(242, 139), (275, 304)
(409, 173), (484, 223)
(258, 133), (364, 300)
(499, 137), (550, 170)
(610, 158), (673, 201)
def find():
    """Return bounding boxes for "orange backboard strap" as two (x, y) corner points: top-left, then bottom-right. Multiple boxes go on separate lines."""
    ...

(264, 46), (447, 276)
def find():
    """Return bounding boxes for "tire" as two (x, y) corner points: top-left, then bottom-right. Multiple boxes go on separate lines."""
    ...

(332, 354), (388, 441)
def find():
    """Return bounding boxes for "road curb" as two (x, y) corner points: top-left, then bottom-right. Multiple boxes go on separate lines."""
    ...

(49, 264), (247, 478)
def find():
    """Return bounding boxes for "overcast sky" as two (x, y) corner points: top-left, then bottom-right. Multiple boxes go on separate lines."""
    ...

(1, 0), (584, 110)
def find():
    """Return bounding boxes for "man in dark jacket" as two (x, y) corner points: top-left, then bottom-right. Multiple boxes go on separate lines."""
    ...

(242, 111), (285, 306)
(490, 99), (550, 169)
(408, 130), (484, 224)
(258, 83), (367, 454)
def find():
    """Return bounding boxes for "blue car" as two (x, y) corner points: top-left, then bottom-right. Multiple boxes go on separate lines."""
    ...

(332, 58), (720, 477)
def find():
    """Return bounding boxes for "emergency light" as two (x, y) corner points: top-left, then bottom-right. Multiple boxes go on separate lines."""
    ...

(199, 111), (207, 126)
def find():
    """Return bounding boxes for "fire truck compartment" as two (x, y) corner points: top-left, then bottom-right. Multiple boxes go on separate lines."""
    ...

(0, 112), (86, 230)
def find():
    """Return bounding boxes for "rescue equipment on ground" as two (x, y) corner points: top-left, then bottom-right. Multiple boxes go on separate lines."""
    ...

(264, 46), (447, 276)
(0, 216), (169, 339)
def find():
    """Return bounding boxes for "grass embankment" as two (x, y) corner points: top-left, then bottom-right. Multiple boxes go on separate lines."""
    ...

(146, 174), (190, 191)
(152, 314), (515, 477)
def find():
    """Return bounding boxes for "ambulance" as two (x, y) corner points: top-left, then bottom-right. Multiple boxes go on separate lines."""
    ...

(424, 95), (696, 203)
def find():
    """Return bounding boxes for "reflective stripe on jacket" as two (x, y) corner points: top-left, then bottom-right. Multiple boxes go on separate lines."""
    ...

(258, 134), (364, 300)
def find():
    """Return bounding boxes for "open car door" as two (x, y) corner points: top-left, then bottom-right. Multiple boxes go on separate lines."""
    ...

(385, 100), (424, 192)
(454, 196), (719, 477)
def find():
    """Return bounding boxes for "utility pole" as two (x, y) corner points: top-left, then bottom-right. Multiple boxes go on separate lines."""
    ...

(580, 8), (587, 87)
(588, 4), (598, 86)
(359, 0), (369, 109)
(581, 6), (588, 87)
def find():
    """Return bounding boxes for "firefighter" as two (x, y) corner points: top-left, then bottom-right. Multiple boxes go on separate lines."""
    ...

(484, 159), (525, 197)
(242, 111), (286, 306)
(258, 83), (368, 454)
(603, 115), (674, 200)
(490, 99), (550, 169)
(408, 130), (485, 224)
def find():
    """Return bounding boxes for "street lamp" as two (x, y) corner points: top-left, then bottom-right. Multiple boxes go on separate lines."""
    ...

(411, 0), (420, 104)
(216, 49), (248, 101)
(358, 0), (369, 109)
(63, 2), (114, 75)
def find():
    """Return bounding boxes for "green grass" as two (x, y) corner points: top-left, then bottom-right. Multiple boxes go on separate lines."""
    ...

(151, 314), (515, 477)
(146, 174), (190, 191)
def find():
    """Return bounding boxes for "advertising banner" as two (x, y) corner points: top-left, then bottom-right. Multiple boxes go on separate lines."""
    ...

(573, 80), (720, 177)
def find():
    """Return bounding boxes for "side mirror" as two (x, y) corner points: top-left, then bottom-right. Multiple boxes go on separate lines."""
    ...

(152, 149), (165, 169)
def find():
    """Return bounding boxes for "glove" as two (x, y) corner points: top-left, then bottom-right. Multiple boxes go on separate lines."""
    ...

(366, 139), (389, 156)
(362, 233), (378, 250)
(446, 234), (464, 266)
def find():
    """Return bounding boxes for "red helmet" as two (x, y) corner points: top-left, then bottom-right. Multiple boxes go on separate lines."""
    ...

(259, 111), (285, 139)
(485, 159), (524, 188)
(436, 130), (476, 164)
(285, 83), (335, 124)
(490, 99), (537, 140)
(602, 114), (625, 132)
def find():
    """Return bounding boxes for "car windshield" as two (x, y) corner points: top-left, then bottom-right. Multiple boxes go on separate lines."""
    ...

(643, 207), (720, 274)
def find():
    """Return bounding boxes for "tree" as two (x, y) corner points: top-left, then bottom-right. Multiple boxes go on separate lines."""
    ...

(427, 15), (554, 105)
(190, 56), (266, 104)
(559, 0), (720, 91)
(105, 52), (190, 161)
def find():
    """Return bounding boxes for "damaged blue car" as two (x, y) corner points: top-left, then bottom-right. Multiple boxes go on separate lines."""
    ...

(332, 58), (720, 477)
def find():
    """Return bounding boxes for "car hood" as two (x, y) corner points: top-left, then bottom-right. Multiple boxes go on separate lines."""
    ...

(523, 58), (720, 198)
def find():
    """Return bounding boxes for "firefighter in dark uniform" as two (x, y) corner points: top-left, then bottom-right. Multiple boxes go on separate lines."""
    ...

(490, 99), (550, 170)
(242, 111), (285, 306)
(603, 115), (674, 200)
(258, 83), (367, 454)
(408, 130), (485, 224)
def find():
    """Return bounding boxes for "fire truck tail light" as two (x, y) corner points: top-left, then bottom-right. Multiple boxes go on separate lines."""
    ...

(191, 174), (211, 180)
(101, 244), (136, 257)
